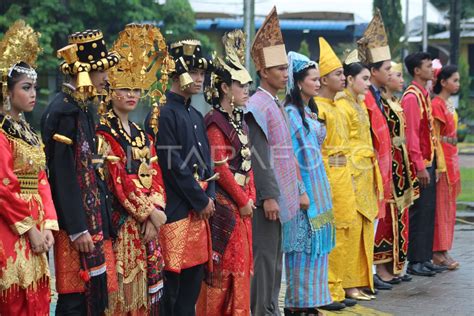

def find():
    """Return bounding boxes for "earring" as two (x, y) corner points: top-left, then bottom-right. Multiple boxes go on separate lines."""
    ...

(4, 96), (11, 112)
(298, 86), (302, 92)
(230, 95), (235, 107)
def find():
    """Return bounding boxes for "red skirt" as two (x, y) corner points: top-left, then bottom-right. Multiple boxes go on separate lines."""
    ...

(433, 173), (459, 251)
(0, 276), (50, 316)
(374, 203), (409, 274)
(54, 230), (118, 294)
(159, 214), (212, 274)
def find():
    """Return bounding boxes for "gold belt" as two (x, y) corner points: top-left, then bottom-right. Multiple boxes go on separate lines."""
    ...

(17, 174), (38, 194)
(234, 172), (250, 187)
(328, 154), (347, 167)
(392, 136), (406, 147)
(440, 136), (457, 145)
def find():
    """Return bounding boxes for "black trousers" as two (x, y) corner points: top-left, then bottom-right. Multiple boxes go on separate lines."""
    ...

(161, 264), (205, 316)
(408, 160), (437, 263)
(55, 293), (86, 316)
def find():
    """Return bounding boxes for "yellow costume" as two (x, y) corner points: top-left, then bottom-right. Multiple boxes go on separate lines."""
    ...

(316, 37), (358, 302)
(335, 89), (383, 290)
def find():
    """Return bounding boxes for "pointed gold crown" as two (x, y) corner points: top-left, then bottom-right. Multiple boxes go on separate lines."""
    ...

(251, 6), (287, 71)
(357, 8), (391, 64)
(318, 37), (342, 77)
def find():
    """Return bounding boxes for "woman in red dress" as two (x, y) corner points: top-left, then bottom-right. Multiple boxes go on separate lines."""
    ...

(431, 65), (461, 270)
(374, 62), (420, 282)
(196, 30), (256, 315)
(97, 24), (171, 315)
(0, 20), (58, 315)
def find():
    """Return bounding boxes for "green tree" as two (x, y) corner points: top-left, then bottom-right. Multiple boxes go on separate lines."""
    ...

(373, 0), (404, 60)
(1, 0), (162, 74)
(457, 56), (474, 122)
(431, 0), (474, 18)
(298, 40), (310, 57)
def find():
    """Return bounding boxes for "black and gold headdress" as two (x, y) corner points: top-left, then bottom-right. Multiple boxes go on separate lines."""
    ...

(57, 29), (120, 101)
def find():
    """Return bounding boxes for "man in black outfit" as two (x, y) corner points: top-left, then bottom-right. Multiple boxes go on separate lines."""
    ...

(145, 39), (216, 316)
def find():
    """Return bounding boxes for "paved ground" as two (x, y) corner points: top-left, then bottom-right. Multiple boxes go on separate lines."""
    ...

(279, 221), (474, 316)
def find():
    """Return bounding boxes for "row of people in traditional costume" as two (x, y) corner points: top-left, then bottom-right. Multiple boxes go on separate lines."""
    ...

(0, 4), (461, 315)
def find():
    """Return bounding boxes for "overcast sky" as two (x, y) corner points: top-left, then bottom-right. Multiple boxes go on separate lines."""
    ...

(189, 0), (445, 24)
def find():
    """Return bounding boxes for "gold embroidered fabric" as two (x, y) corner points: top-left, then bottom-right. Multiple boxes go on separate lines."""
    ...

(9, 216), (34, 235)
(0, 237), (49, 292)
(0, 129), (46, 175)
(159, 215), (210, 273)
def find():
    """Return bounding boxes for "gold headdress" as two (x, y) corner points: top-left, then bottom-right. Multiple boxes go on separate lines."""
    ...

(318, 37), (342, 77)
(219, 30), (252, 84)
(343, 49), (360, 65)
(0, 20), (42, 106)
(391, 61), (403, 74)
(109, 23), (174, 134)
(251, 6), (287, 71)
(204, 29), (252, 105)
(357, 8), (391, 64)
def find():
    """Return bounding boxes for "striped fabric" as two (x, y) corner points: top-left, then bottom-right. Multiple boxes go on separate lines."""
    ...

(283, 105), (334, 254)
(283, 105), (335, 308)
(246, 89), (299, 223)
(285, 252), (332, 308)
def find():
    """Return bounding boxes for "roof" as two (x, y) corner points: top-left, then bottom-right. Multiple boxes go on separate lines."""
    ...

(408, 29), (474, 43)
(195, 18), (360, 32)
(429, 30), (474, 40)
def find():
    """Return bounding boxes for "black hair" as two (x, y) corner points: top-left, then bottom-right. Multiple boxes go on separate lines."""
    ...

(433, 65), (459, 95)
(404, 52), (432, 77)
(367, 60), (385, 72)
(284, 65), (318, 132)
(203, 64), (233, 106)
(0, 61), (32, 102)
(343, 62), (368, 84)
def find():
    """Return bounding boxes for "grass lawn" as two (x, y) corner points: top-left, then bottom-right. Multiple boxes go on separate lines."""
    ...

(458, 167), (474, 202)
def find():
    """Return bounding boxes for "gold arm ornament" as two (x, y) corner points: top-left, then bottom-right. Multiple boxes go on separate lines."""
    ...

(52, 133), (73, 145)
